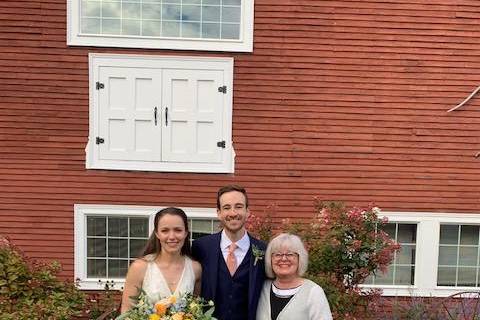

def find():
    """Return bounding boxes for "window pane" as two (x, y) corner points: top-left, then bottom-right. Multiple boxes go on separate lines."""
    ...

(457, 267), (477, 287)
(102, 19), (121, 34)
(222, 7), (240, 23)
(130, 239), (147, 258)
(182, 22), (200, 38)
(109, 217), (128, 237)
(396, 266), (414, 285)
(438, 246), (458, 265)
(364, 273), (374, 284)
(123, 3), (141, 19)
(397, 244), (415, 265)
(438, 266), (456, 286)
(143, 4), (162, 19)
(108, 259), (129, 278)
(460, 225), (479, 245)
(182, 5), (201, 21)
(130, 218), (149, 237)
(203, 6), (220, 22)
(162, 21), (180, 37)
(163, 4), (181, 20)
(375, 266), (394, 285)
(440, 225), (459, 244)
(398, 224), (416, 243)
(143, 21), (161, 36)
(202, 23), (220, 38)
(221, 23), (239, 39)
(381, 223), (396, 239)
(82, 0), (101, 16)
(87, 217), (106, 236)
(81, 18), (101, 33)
(108, 239), (128, 258)
(87, 238), (106, 257)
(102, 2), (121, 18)
(192, 219), (211, 232)
(458, 247), (478, 266)
(87, 259), (106, 277)
(189, 218), (218, 243)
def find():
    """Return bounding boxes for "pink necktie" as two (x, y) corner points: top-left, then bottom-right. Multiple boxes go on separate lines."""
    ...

(226, 243), (238, 276)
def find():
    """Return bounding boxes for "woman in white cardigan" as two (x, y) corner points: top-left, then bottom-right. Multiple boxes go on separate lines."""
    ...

(256, 233), (333, 320)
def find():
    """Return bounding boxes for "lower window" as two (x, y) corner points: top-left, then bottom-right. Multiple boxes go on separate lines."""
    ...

(75, 204), (218, 289)
(362, 211), (480, 297)
(438, 224), (480, 287)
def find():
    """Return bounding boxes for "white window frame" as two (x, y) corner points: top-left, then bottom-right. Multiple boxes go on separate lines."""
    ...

(362, 211), (480, 297)
(86, 53), (234, 173)
(66, 0), (254, 52)
(74, 203), (217, 290)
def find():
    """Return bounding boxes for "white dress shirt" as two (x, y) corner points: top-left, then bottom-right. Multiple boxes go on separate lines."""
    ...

(220, 229), (250, 266)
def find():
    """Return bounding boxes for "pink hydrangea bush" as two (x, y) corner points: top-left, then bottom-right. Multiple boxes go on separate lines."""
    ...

(247, 200), (400, 319)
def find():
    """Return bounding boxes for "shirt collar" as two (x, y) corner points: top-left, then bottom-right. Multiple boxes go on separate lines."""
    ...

(221, 229), (250, 252)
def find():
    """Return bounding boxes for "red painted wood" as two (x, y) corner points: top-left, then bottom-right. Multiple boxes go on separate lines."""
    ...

(1, 0), (480, 281)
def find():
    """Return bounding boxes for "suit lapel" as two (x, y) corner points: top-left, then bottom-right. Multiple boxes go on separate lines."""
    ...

(208, 232), (222, 300)
(248, 234), (258, 311)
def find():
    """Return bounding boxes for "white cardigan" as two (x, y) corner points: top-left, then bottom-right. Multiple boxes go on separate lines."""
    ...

(256, 279), (333, 320)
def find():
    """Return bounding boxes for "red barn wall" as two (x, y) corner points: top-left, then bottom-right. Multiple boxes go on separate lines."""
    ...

(1, 0), (480, 276)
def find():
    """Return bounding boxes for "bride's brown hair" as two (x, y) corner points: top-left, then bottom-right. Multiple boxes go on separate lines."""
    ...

(141, 207), (191, 257)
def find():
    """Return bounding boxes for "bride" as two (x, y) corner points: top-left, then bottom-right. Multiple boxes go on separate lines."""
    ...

(120, 207), (202, 313)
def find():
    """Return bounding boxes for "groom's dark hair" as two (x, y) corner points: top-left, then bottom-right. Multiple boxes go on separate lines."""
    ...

(216, 184), (249, 209)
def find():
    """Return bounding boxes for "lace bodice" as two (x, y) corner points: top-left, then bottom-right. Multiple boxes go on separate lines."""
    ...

(142, 255), (195, 303)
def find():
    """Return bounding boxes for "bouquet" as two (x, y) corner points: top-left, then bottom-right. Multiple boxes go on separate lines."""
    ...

(116, 290), (216, 320)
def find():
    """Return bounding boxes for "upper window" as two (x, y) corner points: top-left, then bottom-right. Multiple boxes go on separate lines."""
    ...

(74, 204), (219, 290)
(67, 0), (254, 52)
(87, 53), (234, 173)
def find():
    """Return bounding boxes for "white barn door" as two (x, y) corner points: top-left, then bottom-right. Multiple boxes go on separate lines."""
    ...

(97, 67), (162, 161)
(162, 69), (225, 163)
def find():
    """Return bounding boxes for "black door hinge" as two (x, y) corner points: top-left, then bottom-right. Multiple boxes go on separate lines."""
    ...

(218, 85), (227, 94)
(96, 137), (105, 144)
(217, 140), (226, 148)
(96, 82), (105, 90)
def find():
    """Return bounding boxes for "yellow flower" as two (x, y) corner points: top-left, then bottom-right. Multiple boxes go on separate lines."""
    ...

(149, 315), (160, 320)
(171, 312), (185, 320)
(169, 295), (177, 304)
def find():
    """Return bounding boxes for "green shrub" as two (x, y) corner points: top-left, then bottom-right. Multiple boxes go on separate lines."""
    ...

(0, 236), (85, 320)
(85, 280), (121, 320)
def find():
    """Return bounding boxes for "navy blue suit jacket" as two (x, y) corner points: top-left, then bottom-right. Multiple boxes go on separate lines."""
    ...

(192, 231), (267, 320)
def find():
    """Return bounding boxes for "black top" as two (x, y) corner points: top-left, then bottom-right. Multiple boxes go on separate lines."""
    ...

(270, 285), (293, 320)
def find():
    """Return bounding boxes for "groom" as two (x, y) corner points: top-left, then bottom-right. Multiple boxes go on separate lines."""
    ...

(192, 184), (266, 320)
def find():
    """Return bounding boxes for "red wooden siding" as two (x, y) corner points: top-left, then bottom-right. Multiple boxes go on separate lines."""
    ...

(1, 0), (480, 276)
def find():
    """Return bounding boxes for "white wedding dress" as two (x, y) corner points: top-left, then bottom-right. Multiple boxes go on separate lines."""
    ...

(142, 254), (196, 303)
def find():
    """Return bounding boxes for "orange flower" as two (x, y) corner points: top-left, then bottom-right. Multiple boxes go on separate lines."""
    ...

(154, 302), (167, 316)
